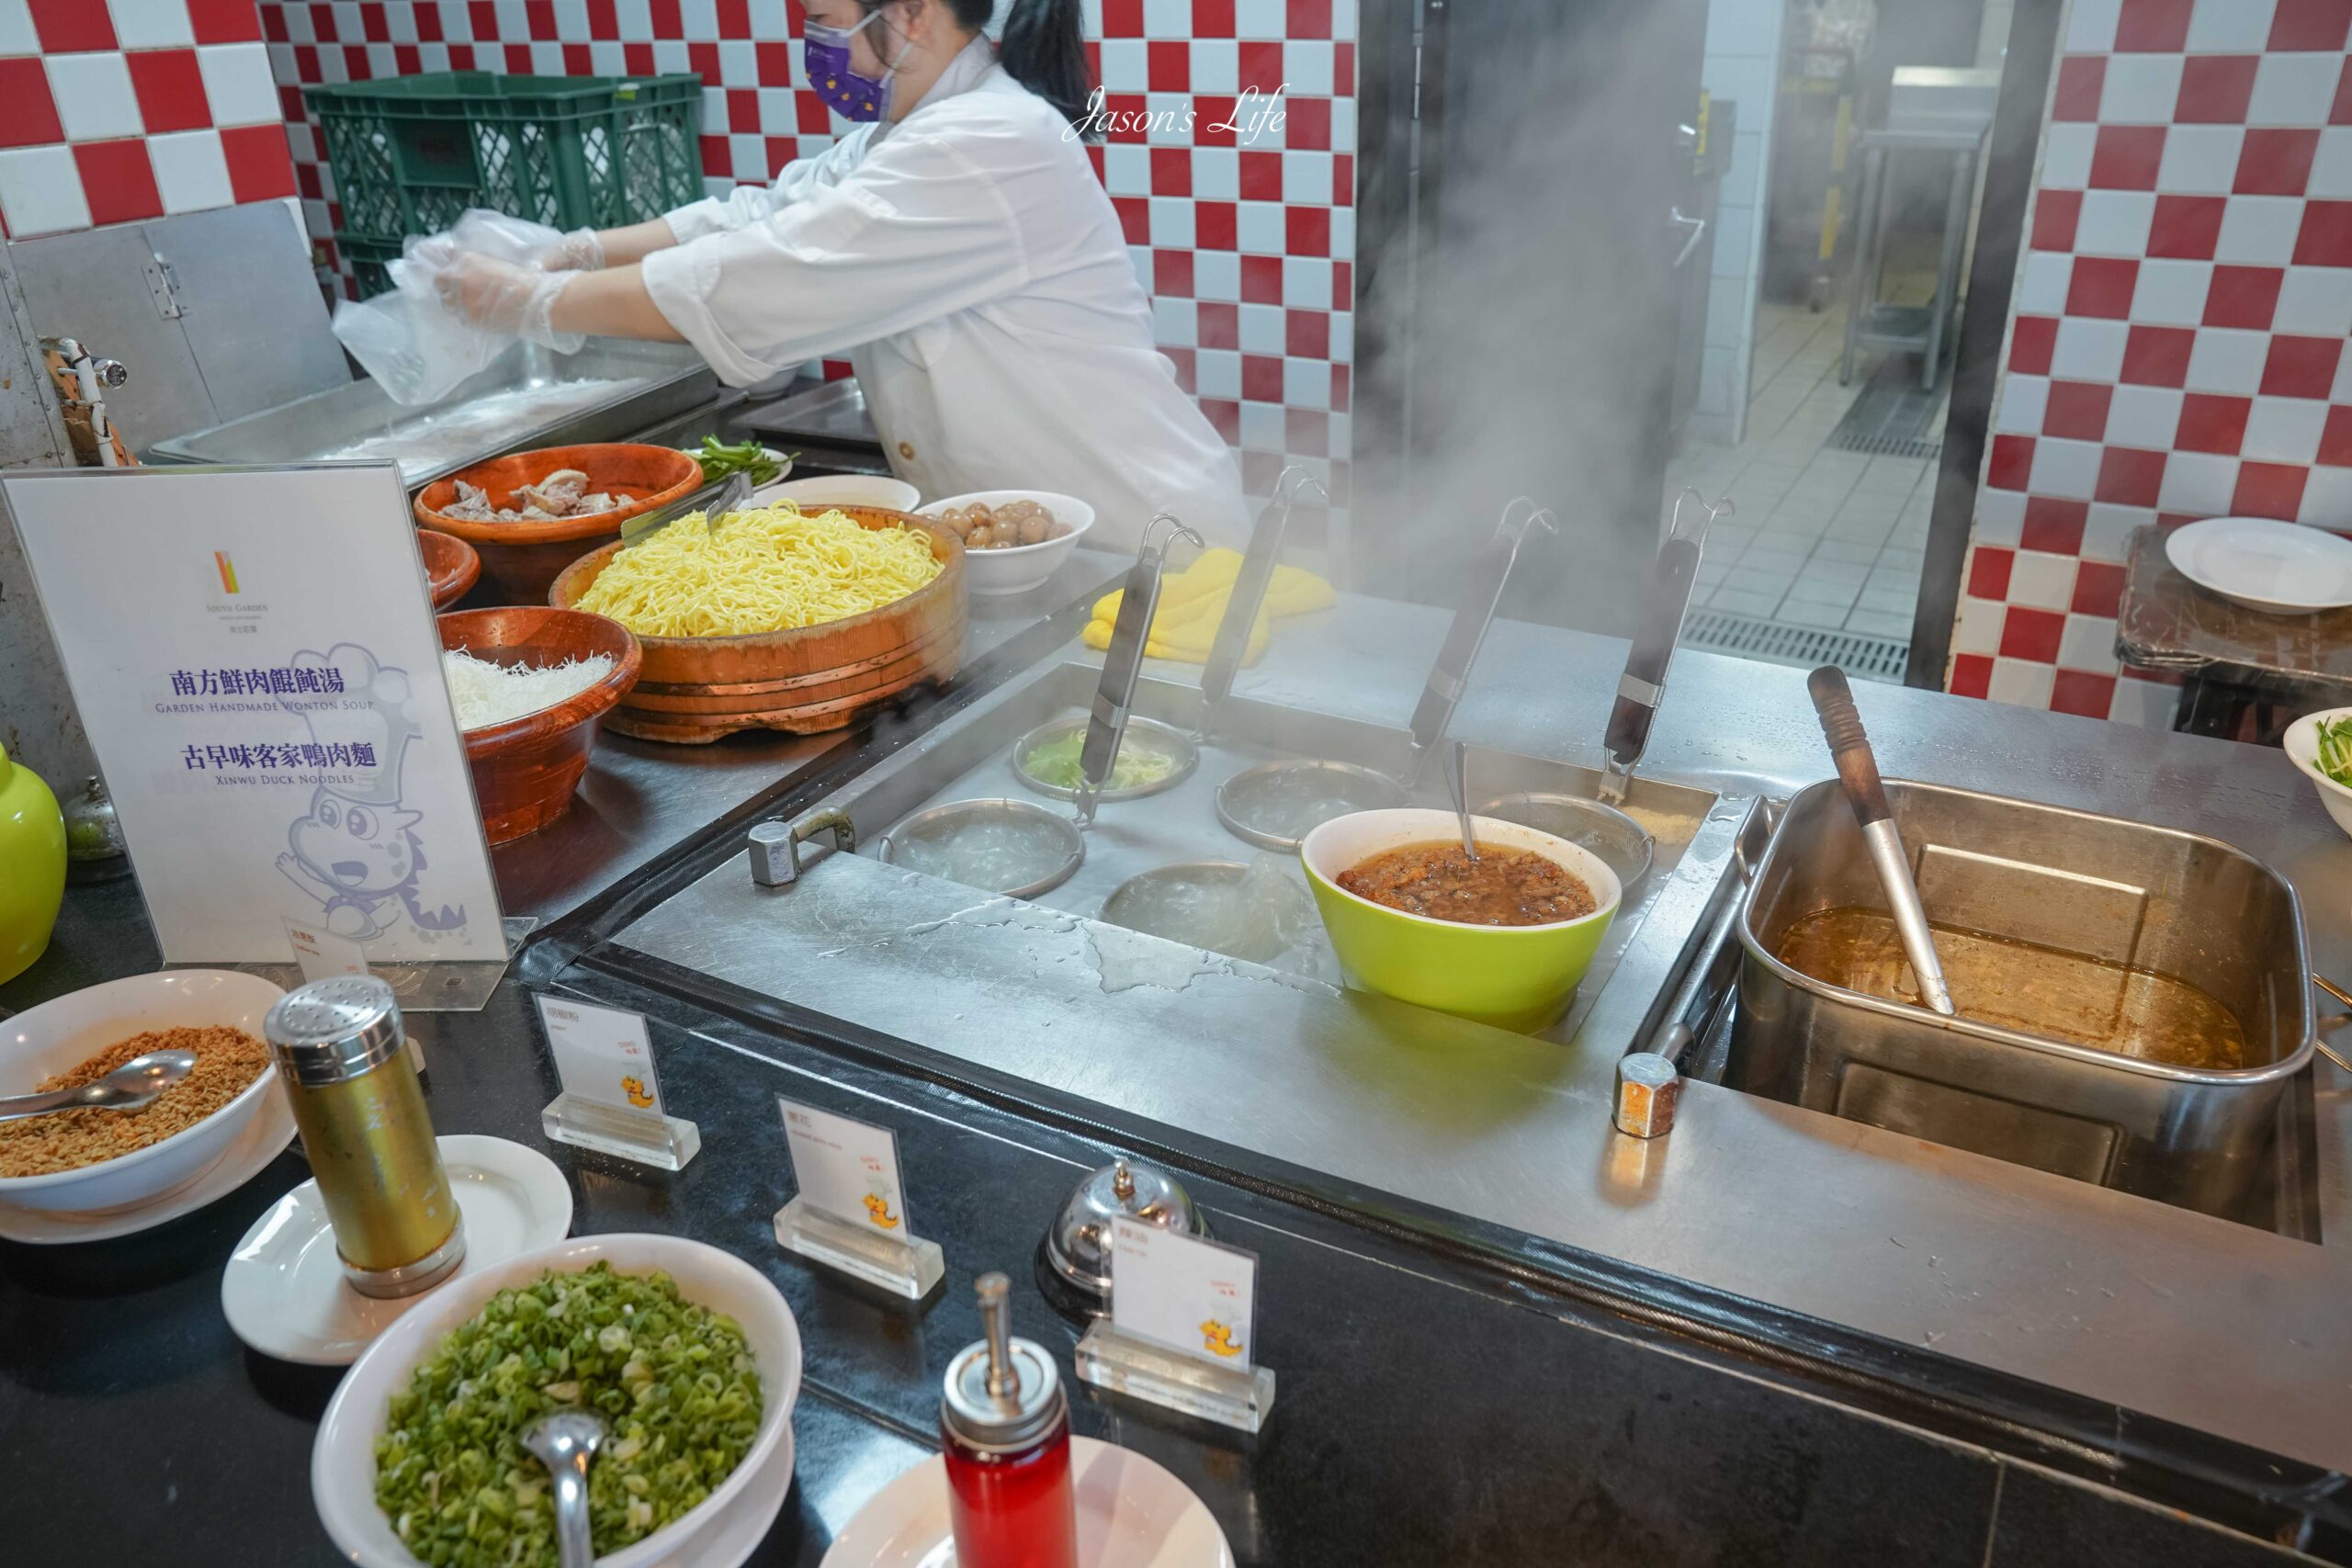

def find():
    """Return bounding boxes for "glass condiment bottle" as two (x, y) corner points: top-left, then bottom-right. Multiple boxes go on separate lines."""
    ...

(263, 976), (464, 1297)
(940, 1272), (1079, 1568)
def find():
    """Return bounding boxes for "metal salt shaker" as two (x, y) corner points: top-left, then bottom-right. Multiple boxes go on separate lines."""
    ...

(264, 976), (465, 1297)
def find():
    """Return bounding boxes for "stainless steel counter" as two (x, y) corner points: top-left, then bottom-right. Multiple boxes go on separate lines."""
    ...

(491, 549), (1123, 922)
(604, 592), (2352, 1472)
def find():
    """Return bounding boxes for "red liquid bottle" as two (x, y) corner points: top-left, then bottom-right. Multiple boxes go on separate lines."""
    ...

(941, 1272), (1080, 1568)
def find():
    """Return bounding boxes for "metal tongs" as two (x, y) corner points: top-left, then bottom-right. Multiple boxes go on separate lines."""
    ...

(1401, 497), (1558, 786)
(1597, 486), (1736, 806)
(1074, 513), (1205, 827)
(1807, 664), (1956, 1016)
(618, 468), (753, 547)
(1194, 465), (1328, 741)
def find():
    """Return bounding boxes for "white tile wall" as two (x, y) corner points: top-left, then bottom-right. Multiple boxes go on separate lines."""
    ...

(1692, 0), (1791, 445)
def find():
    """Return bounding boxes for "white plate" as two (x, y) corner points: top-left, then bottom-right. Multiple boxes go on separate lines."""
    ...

(0, 1080), (296, 1244)
(222, 1134), (573, 1365)
(755, 473), (923, 513)
(2165, 516), (2352, 613)
(820, 1436), (1234, 1568)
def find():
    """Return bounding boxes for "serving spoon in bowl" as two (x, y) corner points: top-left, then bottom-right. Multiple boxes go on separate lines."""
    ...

(523, 1408), (609, 1568)
(0, 1049), (196, 1122)
(1447, 739), (1480, 863)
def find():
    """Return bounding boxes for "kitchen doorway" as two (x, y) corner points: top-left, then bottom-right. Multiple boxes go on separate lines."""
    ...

(1667, 0), (2052, 684)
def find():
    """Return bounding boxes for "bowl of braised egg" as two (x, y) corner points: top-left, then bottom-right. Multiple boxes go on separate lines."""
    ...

(919, 490), (1095, 596)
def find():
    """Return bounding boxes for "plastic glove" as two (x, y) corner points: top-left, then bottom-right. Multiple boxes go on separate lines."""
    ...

(532, 227), (605, 272)
(434, 252), (575, 349)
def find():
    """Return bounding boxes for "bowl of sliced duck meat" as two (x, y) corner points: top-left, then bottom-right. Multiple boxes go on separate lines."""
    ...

(416, 444), (703, 604)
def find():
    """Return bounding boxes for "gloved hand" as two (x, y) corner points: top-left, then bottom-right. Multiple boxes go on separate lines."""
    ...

(531, 227), (605, 272)
(433, 252), (575, 349)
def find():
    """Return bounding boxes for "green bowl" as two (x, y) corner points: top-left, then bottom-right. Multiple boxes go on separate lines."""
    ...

(1301, 808), (1622, 1032)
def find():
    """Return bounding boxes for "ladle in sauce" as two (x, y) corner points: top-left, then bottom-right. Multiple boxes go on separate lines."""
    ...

(1446, 739), (1479, 863)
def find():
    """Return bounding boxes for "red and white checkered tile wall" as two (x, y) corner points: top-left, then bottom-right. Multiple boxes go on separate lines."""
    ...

(1951, 0), (2352, 727)
(254, 0), (1357, 547)
(0, 1), (294, 234)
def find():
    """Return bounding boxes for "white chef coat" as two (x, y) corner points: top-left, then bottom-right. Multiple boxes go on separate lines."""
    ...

(643, 41), (1249, 548)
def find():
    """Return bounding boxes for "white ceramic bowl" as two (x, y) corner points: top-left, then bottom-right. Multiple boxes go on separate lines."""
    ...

(918, 490), (1098, 596)
(682, 445), (793, 488)
(2284, 708), (2352, 839)
(753, 473), (922, 513)
(313, 1234), (805, 1568)
(0, 969), (285, 1213)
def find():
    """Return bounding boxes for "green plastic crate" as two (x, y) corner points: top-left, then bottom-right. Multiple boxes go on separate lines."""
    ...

(310, 72), (705, 293)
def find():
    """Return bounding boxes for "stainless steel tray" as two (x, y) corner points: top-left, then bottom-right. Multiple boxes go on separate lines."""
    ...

(808, 658), (1735, 1043)
(1702, 779), (2317, 1224)
(143, 341), (716, 490)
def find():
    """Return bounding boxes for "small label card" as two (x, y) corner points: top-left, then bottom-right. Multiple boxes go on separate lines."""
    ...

(537, 996), (663, 1115)
(773, 1097), (943, 1300)
(284, 915), (369, 983)
(1109, 1215), (1259, 1370)
(779, 1099), (910, 1235)
(1076, 1213), (1276, 1431)
(534, 996), (699, 1171)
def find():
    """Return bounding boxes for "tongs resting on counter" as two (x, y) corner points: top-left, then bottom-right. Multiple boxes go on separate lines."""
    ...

(1075, 513), (1205, 826)
(1597, 487), (1735, 806)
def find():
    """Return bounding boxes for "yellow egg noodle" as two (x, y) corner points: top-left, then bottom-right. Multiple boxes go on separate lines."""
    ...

(575, 502), (942, 637)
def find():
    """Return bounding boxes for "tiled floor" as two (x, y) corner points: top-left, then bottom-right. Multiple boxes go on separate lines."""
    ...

(1671, 295), (1948, 644)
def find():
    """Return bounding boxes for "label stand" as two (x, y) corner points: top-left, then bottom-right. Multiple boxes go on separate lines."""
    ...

(207, 915), (539, 1013)
(1074, 1321), (1276, 1433)
(542, 1092), (701, 1172)
(774, 1195), (944, 1300)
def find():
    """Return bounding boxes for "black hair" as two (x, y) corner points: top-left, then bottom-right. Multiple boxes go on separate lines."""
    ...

(865, 0), (1094, 131)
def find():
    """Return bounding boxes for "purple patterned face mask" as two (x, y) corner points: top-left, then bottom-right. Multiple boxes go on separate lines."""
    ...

(804, 9), (900, 123)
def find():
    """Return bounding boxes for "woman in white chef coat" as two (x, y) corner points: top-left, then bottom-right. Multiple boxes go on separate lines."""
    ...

(439, 0), (1248, 547)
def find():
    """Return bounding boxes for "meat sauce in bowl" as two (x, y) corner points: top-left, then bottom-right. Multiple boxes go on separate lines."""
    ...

(1336, 841), (1597, 927)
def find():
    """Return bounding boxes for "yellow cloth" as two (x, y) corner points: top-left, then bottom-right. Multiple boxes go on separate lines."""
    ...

(1080, 548), (1335, 664)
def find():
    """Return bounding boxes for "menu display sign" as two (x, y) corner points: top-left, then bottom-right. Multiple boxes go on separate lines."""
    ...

(537, 996), (665, 1116)
(5, 466), (503, 964)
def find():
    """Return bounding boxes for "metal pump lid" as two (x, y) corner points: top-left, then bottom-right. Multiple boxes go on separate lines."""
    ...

(942, 1273), (1065, 1453)
(265, 975), (405, 1085)
(1043, 1157), (1204, 1300)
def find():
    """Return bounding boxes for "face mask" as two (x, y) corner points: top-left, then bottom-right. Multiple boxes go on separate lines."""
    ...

(804, 7), (907, 123)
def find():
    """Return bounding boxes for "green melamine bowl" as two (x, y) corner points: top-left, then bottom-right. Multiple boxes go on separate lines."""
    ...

(1300, 807), (1622, 1032)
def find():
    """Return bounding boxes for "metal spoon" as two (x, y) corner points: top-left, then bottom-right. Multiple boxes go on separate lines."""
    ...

(0, 1050), (197, 1123)
(522, 1409), (608, 1568)
(1446, 739), (1478, 862)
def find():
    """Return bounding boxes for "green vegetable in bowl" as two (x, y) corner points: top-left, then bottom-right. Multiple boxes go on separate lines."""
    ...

(374, 1261), (762, 1568)
(2316, 717), (2352, 788)
(1023, 731), (1175, 792)
(691, 436), (786, 486)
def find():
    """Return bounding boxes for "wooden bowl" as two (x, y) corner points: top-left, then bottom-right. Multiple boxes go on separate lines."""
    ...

(418, 528), (480, 609)
(548, 506), (966, 743)
(416, 444), (703, 604)
(436, 607), (643, 843)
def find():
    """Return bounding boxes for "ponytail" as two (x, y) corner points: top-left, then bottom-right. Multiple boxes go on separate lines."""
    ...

(996, 0), (1092, 130)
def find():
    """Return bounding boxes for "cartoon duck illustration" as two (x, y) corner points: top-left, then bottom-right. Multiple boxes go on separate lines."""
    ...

(862, 1192), (900, 1230)
(1200, 1319), (1242, 1359)
(620, 1075), (654, 1110)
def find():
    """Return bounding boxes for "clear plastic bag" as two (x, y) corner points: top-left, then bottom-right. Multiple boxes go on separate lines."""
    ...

(331, 209), (586, 407)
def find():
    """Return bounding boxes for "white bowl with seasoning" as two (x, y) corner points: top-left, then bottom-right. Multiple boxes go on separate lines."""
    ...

(313, 1233), (804, 1568)
(0, 969), (285, 1213)
(2284, 707), (2352, 840)
(919, 490), (1097, 595)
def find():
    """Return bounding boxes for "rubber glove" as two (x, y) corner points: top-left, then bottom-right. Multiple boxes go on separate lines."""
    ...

(433, 252), (576, 349)
(533, 227), (605, 272)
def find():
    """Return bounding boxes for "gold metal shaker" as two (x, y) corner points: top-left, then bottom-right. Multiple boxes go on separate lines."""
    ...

(264, 976), (464, 1297)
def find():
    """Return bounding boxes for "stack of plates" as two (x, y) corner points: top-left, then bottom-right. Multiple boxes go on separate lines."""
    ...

(2165, 516), (2352, 614)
